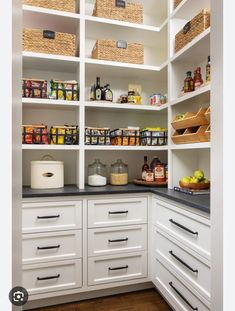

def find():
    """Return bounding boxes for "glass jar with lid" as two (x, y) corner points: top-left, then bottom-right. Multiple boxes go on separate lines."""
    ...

(110, 159), (128, 186)
(88, 159), (107, 186)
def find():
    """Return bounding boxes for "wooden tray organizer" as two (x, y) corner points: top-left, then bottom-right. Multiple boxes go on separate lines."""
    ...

(171, 107), (210, 144)
(205, 124), (211, 141)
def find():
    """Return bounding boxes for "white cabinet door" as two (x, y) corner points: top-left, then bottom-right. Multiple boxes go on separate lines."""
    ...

(88, 224), (147, 257)
(23, 230), (82, 264)
(88, 251), (147, 286)
(23, 259), (82, 295)
(22, 201), (82, 233)
(88, 197), (147, 228)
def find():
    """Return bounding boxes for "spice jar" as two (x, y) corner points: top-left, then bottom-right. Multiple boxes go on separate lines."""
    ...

(110, 159), (128, 186)
(184, 71), (194, 93)
(128, 91), (135, 104)
(88, 159), (107, 186)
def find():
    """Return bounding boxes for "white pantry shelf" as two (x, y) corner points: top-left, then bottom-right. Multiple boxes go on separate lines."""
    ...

(22, 98), (80, 110)
(84, 145), (169, 151)
(171, 0), (211, 20)
(170, 84), (211, 106)
(170, 142), (211, 150)
(22, 144), (80, 151)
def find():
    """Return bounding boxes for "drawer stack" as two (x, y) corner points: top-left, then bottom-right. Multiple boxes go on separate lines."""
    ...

(22, 201), (83, 296)
(151, 198), (211, 310)
(87, 197), (148, 286)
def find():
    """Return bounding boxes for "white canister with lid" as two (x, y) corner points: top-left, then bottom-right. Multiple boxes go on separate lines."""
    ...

(30, 155), (64, 189)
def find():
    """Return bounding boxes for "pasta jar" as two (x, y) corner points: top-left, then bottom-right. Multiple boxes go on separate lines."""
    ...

(110, 159), (128, 186)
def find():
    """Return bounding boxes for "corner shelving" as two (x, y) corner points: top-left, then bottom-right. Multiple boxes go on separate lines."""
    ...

(22, 145), (80, 150)
(84, 145), (168, 151)
(170, 84), (210, 106)
(22, 98), (80, 110)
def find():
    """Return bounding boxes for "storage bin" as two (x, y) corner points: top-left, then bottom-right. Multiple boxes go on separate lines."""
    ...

(22, 124), (49, 144)
(50, 126), (79, 145)
(171, 125), (209, 144)
(140, 128), (168, 146)
(171, 107), (209, 130)
(23, 0), (77, 13)
(173, 0), (183, 10)
(49, 80), (79, 101)
(205, 124), (211, 141)
(93, 0), (143, 24)
(22, 78), (47, 99)
(23, 28), (77, 57)
(30, 156), (64, 190)
(110, 128), (140, 146)
(92, 39), (144, 64)
(85, 127), (111, 145)
(175, 9), (210, 53)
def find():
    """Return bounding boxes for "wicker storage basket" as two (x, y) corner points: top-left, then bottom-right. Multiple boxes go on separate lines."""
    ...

(171, 107), (209, 130)
(93, 0), (143, 24)
(92, 39), (144, 64)
(173, 0), (183, 10)
(171, 125), (209, 144)
(23, 28), (76, 57)
(23, 0), (77, 13)
(175, 9), (210, 53)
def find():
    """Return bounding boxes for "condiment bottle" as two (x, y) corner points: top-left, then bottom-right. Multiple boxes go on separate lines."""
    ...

(206, 56), (211, 83)
(193, 67), (204, 90)
(155, 163), (165, 182)
(95, 77), (102, 101)
(104, 84), (113, 102)
(184, 71), (194, 93)
(142, 156), (149, 181)
(146, 170), (154, 182)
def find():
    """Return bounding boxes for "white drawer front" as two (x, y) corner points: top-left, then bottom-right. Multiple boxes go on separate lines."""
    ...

(88, 251), (147, 286)
(23, 259), (82, 295)
(153, 258), (210, 311)
(22, 201), (82, 233)
(154, 200), (210, 259)
(154, 230), (210, 301)
(23, 230), (82, 264)
(88, 225), (147, 257)
(88, 197), (147, 228)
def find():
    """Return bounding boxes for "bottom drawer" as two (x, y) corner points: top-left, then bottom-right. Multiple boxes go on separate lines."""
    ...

(23, 259), (82, 295)
(88, 251), (147, 286)
(153, 258), (210, 311)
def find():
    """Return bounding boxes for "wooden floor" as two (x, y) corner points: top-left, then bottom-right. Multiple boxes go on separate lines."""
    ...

(32, 289), (172, 311)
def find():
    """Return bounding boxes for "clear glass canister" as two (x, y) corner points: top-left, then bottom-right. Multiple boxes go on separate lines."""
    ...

(110, 159), (128, 186)
(88, 159), (107, 186)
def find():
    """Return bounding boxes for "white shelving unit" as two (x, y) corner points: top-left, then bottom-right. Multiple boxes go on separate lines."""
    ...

(22, 0), (211, 190)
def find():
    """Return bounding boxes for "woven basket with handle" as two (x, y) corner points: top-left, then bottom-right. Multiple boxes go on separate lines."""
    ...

(92, 39), (144, 64)
(23, 0), (77, 13)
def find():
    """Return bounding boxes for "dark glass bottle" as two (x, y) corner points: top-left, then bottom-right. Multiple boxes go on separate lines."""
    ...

(95, 77), (102, 101)
(184, 71), (194, 93)
(142, 156), (150, 181)
(206, 56), (211, 83)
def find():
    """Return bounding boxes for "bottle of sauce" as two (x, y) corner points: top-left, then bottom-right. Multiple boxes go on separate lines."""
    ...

(142, 156), (149, 181)
(193, 67), (204, 90)
(184, 71), (194, 93)
(155, 163), (165, 182)
(206, 56), (211, 83)
(95, 77), (102, 101)
(104, 84), (113, 102)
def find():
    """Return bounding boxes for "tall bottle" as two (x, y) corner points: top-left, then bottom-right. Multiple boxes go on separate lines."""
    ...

(206, 56), (211, 83)
(95, 77), (102, 101)
(142, 156), (149, 181)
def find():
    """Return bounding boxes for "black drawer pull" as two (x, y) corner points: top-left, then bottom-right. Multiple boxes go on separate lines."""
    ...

(108, 265), (128, 271)
(37, 274), (60, 281)
(108, 238), (128, 243)
(37, 215), (60, 219)
(169, 251), (198, 273)
(169, 219), (198, 235)
(108, 211), (128, 215)
(169, 282), (198, 310)
(37, 245), (60, 250)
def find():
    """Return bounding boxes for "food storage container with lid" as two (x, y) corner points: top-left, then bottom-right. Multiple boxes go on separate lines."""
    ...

(110, 159), (128, 186)
(88, 159), (107, 186)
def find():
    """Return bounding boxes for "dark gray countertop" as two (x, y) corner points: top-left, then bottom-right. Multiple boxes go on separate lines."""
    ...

(23, 184), (210, 214)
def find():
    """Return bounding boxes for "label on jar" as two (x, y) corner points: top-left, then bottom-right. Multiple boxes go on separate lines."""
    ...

(154, 165), (165, 181)
(146, 171), (154, 182)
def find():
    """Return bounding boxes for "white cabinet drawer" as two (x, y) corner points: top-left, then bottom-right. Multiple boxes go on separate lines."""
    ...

(88, 197), (147, 228)
(153, 199), (210, 259)
(88, 251), (147, 286)
(153, 258), (210, 311)
(154, 230), (210, 301)
(88, 225), (147, 257)
(23, 230), (82, 264)
(22, 201), (82, 233)
(23, 259), (82, 295)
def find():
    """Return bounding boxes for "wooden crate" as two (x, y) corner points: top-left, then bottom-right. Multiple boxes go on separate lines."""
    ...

(171, 125), (209, 144)
(205, 124), (211, 141)
(171, 107), (209, 130)
(23, 0), (77, 13)
(23, 28), (77, 57)
(93, 0), (143, 24)
(92, 39), (144, 64)
(205, 106), (211, 123)
(175, 9), (210, 53)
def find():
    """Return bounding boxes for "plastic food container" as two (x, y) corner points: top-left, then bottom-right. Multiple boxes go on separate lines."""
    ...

(30, 155), (64, 189)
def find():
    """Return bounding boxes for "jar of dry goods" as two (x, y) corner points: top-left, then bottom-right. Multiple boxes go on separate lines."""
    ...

(110, 159), (128, 185)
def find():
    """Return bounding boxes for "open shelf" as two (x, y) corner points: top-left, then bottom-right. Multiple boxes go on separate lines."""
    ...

(171, 0), (211, 20)
(22, 144), (80, 150)
(84, 145), (168, 151)
(22, 98), (80, 110)
(170, 142), (211, 150)
(170, 84), (210, 106)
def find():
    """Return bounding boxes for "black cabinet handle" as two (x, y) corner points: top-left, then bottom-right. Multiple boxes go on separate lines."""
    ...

(37, 274), (60, 281)
(169, 282), (198, 310)
(108, 211), (128, 215)
(108, 265), (128, 271)
(37, 245), (60, 250)
(37, 215), (60, 219)
(108, 238), (128, 243)
(169, 251), (198, 273)
(169, 219), (198, 235)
